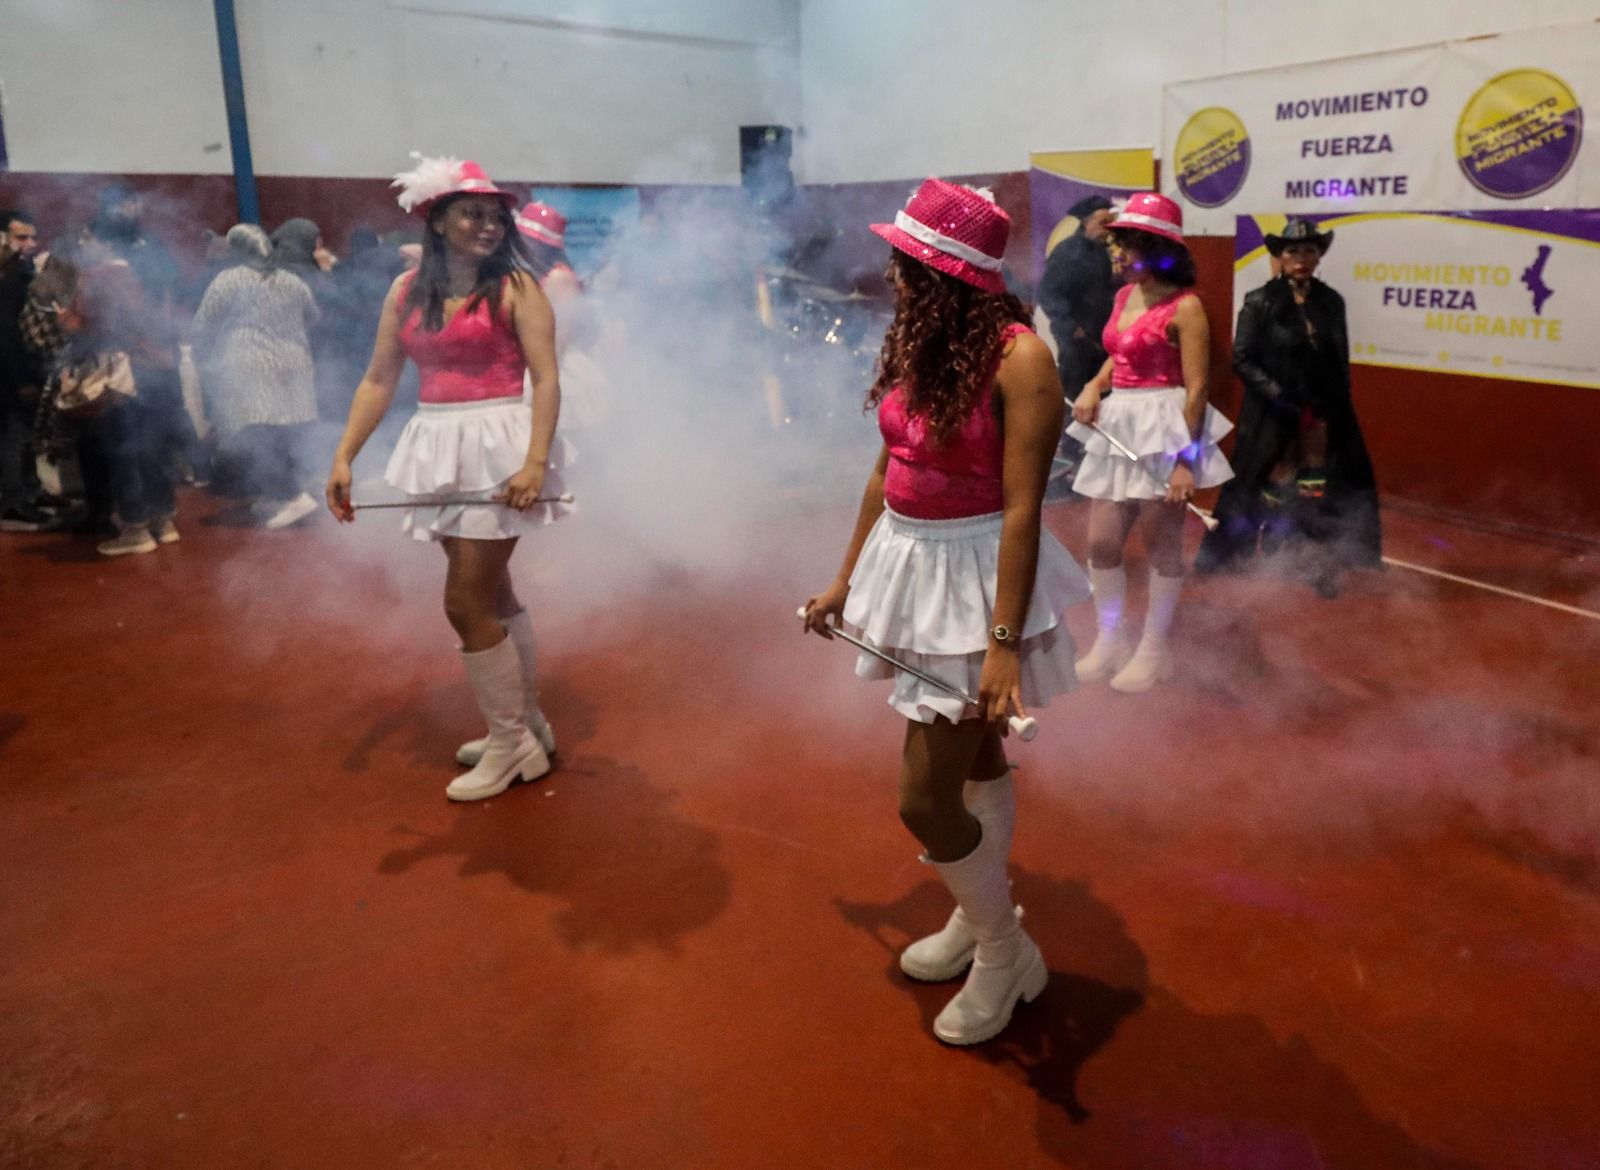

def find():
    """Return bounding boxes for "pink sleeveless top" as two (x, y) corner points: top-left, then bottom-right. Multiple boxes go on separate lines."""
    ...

(397, 274), (525, 404)
(880, 323), (1031, 520)
(1103, 285), (1192, 389)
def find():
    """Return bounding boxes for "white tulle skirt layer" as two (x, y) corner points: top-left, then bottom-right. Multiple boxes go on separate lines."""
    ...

(383, 397), (576, 542)
(841, 509), (1091, 723)
(1067, 386), (1234, 501)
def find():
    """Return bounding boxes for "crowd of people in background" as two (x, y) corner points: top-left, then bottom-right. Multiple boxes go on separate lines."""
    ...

(0, 177), (1376, 596)
(0, 183), (411, 555)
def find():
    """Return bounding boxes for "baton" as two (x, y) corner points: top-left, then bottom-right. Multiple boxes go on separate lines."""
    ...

(797, 607), (1038, 741)
(1079, 418), (1218, 530)
(350, 493), (574, 510)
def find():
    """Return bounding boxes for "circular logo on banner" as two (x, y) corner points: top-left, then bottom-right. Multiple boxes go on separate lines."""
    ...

(1174, 108), (1252, 208)
(1456, 69), (1584, 199)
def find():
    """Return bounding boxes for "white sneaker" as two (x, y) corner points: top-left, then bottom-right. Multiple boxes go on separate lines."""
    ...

(97, 526), (158, 557)
(263, 492), (318, 530)
(150, 515), (180, 545)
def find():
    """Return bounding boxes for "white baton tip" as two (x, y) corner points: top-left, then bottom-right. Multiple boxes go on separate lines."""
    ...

(1010, 716), (1039, 742)
(795, 606), (808, 620)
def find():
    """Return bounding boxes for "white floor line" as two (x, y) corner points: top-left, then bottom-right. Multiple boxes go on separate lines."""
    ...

(1381, 557), (1600, 621)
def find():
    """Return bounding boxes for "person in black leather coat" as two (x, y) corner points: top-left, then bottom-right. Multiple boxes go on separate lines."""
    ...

(1196, 219), (1380, 595)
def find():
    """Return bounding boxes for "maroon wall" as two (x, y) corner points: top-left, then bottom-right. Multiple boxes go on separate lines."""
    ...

(0, 171), (748, 264)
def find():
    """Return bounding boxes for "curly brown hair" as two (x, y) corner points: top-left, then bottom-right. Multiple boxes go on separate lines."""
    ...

(867, 251), (1033, 443)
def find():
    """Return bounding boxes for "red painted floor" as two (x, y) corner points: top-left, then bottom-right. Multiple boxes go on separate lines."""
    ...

(3, 478), (1599, 1170)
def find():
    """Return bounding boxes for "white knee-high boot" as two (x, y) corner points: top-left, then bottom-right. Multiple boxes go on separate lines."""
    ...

(1075, 565), (1131, 682)
(1110, 570), (1183, 693)
(446, 636), (550, 802)
(929, 817), (1048, 1045)
(456, 608), (556, 765)
(900, 769), (1018, 982)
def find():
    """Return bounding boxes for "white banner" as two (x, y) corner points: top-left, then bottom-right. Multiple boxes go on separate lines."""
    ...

(1166, 22), (1600, 234)
(1233, 211), (1600, 390)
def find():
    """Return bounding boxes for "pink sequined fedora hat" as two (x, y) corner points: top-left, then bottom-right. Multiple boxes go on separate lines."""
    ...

(515, 201), (567, 247)
(1107, 191), (1185, 245)
(871, 177), (1010, 294)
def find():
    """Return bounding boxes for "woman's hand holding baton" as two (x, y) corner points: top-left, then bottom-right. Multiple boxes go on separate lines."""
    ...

(797, 605), (1038, 741)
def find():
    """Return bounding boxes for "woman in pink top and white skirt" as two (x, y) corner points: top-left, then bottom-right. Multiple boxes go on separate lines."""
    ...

(1067, 193), (1233, 693)
(515, 201), (608, 429)
(802, 179), (1090, 1046)
(326, 157), (571, 803)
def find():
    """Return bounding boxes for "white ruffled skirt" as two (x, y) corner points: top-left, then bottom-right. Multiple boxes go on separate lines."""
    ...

(1067, 386), (1234, 501)
(384, 397), (576, 542)
(841, 509), (1092, 723)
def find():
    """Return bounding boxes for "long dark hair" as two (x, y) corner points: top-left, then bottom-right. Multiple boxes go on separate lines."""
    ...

(866, 251), (1032, 443)
(404, 195), (538, 331)
(1108, 227), (1197, 287)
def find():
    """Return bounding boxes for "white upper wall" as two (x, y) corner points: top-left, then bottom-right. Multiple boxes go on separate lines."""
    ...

(1, 0), (800, 183)
(0, 0), (234, 174)
(6, 0), (1596, 183)
(796, 0), (1600, 182)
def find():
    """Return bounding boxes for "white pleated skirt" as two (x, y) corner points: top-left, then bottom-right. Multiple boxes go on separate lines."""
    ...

(1067, 385), (1234, 501)
(841, 508), (1092, 723)
(383, 397), (576, 542)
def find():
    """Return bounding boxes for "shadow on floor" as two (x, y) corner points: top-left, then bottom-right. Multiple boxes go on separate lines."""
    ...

(342, 676), (598, 775)
(0, 711), (24, 756)
(837, 867), (1486, 1170)
(376, 753), (730, 956)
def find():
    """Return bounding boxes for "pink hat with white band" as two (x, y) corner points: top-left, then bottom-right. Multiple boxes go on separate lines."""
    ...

(1108, 192), (1185, 245)
(515, 202), (567, 248)
(871, 177), (1010, 294)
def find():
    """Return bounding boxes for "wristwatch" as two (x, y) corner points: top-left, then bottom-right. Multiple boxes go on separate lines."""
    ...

(990, 624), (1018, 645)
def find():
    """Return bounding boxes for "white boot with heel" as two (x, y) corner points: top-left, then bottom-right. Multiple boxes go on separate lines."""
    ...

(900, 768), (1018, 982)
(446, 635), (550, 802)
(1110, 570), (1183, 693)
(928, 809), (1048, 1045)
(457, 608), (556, 765)
(1075, 565), (1132, 682)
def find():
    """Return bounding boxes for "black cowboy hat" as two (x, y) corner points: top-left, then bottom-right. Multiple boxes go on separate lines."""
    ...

(1066, 194), (1114, 220)
(1265, 218), (1334, 256)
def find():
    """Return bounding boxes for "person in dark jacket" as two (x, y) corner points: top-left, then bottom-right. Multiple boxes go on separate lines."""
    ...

(93, 182), (209, 487)
(314, 226), (404, 422)
(64, 225), (182, 556)
(1195, 219), (1381, 595)
(1037, 195), (1118, 399)
(1036, 195), (1118, 495)
(0, 210), (57, 531)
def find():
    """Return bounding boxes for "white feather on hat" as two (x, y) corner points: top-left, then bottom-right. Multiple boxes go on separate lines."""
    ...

(391, 152), (463, 213)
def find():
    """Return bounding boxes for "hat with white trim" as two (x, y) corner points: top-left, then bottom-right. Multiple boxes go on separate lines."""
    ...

(1108, 192), (1185, 245)
(870, 177), (1010, 294)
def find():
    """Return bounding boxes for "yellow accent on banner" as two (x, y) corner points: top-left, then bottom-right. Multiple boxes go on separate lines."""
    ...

(1029, 148), (1154, 189)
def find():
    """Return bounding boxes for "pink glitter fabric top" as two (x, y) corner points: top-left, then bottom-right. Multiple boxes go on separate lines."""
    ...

(398, 274), (526, 404)
(880, 323), (1031, 519)
(1103, 284), (1194, 388)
